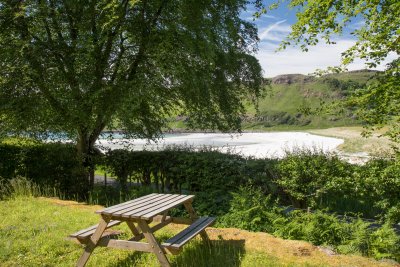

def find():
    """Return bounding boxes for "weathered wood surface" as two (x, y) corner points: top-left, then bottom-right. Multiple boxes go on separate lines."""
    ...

(76, 216), (110, 267)
(162, 217), (215, 254)
(138, 220), (171, 267)
(70, 220), (121, 240)
(71, 193), (213, 267)
(184, 201), (211, 242)
(96, 193), (194, 220)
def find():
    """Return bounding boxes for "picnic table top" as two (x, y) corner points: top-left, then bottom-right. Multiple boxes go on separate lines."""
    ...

(96, 193), (195, 220)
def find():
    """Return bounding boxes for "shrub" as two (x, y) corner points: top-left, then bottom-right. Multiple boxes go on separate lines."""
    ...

(276, 148), (352, 209)
(369, 223), (400, 260)
(219, 186), (400, 261)
(23, 143), (87, 197)
(275, 211), (348, 246)
(0, 144), (22, 180)
(218, 186), (283, 233)
(0, 142), (87, 198)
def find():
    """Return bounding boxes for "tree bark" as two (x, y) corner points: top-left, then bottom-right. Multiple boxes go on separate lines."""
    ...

(77, 131), (97, 193)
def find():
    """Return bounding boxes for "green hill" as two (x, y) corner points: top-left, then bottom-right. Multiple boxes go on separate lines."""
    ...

(168, 70), (377, 131)
(242, 70), (377, 131)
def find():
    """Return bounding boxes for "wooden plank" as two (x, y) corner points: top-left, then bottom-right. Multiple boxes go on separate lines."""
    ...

(70, 220), (121, 239)
(112, 194), (175, 217)
(162, 211), (168, 222)
(162, 217), (208, 246)
(110, 194), (173, 219)
(97, 239), (153, 252)
(126, 221), (141, 237)
(127, 195), (187, 219)
(96, 193), (157, 213)
(151, 215), (192, 225)
(101, 194), (173, 216)
(69, 230), (122, 244)
(183, 202), (198, 220)
(97, 194), (164, 215)
(120, 194), (183, 218)
(129, 217), (173, 242)
(76, 216), (110, 267)
(138, 195), (194, 220)
(137, 220), (171, 267)
(163, 217), (215, 250)
(184, 201), (210, 242)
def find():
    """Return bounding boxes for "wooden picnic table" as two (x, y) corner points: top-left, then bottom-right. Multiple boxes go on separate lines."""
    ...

(69, 193), (215, 267)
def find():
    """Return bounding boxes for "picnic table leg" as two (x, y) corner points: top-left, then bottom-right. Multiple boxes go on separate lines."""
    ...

(183, 202), (211, 242)
(126, 221), (143, 240)
(76, 216), (110, 267)
(137, 220), (171, 267)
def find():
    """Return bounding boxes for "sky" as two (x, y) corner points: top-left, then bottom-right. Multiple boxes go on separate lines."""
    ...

(242, 3), (397, 77)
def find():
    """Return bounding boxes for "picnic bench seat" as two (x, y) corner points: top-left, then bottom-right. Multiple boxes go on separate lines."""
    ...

(71, 194), (215, 267)
(162, 217), (215, 254)
(69, 220), (122, 242)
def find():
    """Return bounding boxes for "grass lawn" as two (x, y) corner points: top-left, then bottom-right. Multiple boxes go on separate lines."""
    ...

(0, 197), (396, 267)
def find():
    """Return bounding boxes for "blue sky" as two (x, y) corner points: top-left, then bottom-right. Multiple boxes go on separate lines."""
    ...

(242, 3), (396, 77)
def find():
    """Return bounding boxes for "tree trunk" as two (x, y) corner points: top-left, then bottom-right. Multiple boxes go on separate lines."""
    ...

(153, 169), (159, 192)
(77, 131), (97, 194)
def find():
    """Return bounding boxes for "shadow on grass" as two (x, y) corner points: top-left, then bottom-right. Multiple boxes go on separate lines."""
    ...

(171, 239), (245, 267)
(110, 238), (246, 267)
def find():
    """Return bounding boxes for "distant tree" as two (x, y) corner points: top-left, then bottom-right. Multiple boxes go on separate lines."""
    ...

(261, 0), (400, 143)
(0, 0), (263, 190)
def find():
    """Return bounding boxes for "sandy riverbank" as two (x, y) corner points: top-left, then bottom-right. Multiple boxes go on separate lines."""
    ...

(96, 132), (344, 158)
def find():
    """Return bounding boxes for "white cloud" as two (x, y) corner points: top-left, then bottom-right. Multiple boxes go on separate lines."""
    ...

(256, 39), (397, 77)
(245, 14), (278, 21)
(258, 20), (291, 42)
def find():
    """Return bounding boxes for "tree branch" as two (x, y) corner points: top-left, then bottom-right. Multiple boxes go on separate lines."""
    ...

(126, 0), (169, 81)
(12, 1), (69, 118)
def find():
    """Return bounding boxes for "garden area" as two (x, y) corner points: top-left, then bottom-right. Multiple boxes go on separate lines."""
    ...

(1, 0), (399, 266)
(0, 141), (399, 265)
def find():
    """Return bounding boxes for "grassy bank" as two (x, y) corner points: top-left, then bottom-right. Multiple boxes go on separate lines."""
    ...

(0, 196), (396, 267)
(307, 127), (397, 155)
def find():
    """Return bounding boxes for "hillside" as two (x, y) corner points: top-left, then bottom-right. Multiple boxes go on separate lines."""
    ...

(0, 196), (396, 267)
(242, 70), (377, 130)
(168, 70), (377, 131)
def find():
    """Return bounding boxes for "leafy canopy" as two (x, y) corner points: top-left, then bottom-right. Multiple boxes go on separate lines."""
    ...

(0, 0), (263, 144)
(262, 0), (399, 142)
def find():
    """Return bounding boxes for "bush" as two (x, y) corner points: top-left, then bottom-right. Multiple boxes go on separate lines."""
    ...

(218, 186), (283, 232)
(0, 144), (22, 180)
(0, 142), (87, 198)
(23, 143), (87, 197)
(104, 147), (259, 193)
(219, 186), (400, 261)
(103, 147), (400, 222)
(276, 148), (352, 209)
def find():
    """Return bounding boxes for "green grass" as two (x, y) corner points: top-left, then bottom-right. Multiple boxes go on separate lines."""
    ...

(307, 127), (398, 155)
(1, 196), (393, 267)
(0, 197), (279, 267)
(167, 70), (376, 132)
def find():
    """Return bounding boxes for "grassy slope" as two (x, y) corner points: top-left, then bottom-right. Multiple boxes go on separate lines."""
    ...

(307, 126), (398, 155)
(243, 71), (377, 131)
(0, 197), (395, 267)
(167, 70), (376, 132)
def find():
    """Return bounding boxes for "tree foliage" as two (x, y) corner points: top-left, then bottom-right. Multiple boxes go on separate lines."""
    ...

(279, 0), (399, 66)
(263, 0), (400, 142)
(0, 0), (263, 187)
